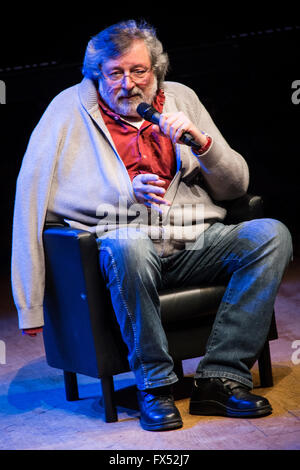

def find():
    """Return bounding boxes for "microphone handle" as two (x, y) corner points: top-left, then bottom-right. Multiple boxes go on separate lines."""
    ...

(149, 111), (201, 150)
(179, 133), (201, 150)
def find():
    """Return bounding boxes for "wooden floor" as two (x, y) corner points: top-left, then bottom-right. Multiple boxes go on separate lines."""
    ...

(0, 258), (299, 451)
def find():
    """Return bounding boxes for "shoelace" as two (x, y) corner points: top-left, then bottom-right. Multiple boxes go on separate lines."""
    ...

(219, 378), (249, 392)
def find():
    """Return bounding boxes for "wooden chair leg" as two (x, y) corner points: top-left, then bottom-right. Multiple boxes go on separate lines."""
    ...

(64, 371), (79, 401)
(101, 376), (118, 423)
(258, 341), (274, 387)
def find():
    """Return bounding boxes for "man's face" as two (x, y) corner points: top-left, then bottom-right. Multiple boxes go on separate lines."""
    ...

(98, 40), (158, 119)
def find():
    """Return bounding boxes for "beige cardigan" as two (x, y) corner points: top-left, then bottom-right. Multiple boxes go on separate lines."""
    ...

(11, 78), (249, 329)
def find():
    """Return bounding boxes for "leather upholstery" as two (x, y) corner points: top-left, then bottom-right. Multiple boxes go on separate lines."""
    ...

(160, 286), (226, 324)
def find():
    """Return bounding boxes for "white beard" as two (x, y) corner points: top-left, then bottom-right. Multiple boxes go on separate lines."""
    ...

(98, 76), (158, 119)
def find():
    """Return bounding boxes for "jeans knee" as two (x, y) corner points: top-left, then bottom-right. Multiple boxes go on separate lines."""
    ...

(240, 218), (293, 262)
(272, 219), (293, 263)
(263, 219), (292, 255)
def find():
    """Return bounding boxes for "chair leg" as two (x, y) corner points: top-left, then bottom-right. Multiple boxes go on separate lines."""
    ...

(173, 360), (184, 380)
(63, 371), (79, 401)
(258, 341), (274, 387)
(101, 376), (118, 423)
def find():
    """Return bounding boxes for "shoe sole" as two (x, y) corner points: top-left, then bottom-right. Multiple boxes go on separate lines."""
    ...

(140, 418), (183, 432)
(189, 400), (272, 418)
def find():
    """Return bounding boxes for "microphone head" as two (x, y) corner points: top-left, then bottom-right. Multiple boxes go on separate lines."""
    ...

(137, 102), (160, 125)
(136, 102), (153, 120)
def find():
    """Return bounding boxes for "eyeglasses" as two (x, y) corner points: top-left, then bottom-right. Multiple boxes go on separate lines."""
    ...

(101, 67), (152, 84)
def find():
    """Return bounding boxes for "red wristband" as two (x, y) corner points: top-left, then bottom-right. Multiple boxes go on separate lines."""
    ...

(22, 327), (43, 337)
(192, 136), (212, 155)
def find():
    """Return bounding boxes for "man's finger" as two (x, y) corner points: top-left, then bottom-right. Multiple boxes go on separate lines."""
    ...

(144, 192), (170, 205)
(143, 184), (166, 194)
(141, 174), (159, 183)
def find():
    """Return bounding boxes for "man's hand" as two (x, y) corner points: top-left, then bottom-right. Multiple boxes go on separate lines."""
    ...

(132, 173), (171, 211)
(152, 111), (208, 147)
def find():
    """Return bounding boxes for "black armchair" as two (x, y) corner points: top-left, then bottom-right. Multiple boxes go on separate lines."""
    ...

(43, 194), (278, 423)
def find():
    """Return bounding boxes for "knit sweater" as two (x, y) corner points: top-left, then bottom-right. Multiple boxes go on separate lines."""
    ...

(11, 78), (249, 329)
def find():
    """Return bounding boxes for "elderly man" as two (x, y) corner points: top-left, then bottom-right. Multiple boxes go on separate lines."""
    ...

(12, 20), (292, 431)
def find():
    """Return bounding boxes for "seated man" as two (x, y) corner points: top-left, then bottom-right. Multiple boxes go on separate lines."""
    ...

(11, 20), (292, 431)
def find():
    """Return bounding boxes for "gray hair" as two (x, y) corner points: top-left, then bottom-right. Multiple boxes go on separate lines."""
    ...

(82, 19), (169, 88)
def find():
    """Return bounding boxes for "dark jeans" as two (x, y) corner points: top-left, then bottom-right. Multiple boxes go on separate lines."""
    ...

(97, 218), (292, 390)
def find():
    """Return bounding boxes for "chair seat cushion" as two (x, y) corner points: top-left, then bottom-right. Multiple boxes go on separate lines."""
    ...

(159, 285), (226, 325)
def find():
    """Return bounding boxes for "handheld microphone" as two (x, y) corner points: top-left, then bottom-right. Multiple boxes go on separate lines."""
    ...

(137, 102), (201, 150)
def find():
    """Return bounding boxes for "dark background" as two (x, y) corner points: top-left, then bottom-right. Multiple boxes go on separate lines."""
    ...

(1, 6), (299, 277)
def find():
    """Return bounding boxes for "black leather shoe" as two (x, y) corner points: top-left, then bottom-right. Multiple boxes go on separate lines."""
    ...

(137, 386), (183, 431)
(189, 378), (272, 418)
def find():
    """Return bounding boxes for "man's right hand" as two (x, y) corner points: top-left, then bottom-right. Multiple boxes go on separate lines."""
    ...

(132, 174), (171, 211)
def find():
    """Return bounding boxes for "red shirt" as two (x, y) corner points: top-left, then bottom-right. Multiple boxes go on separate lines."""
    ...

(97, 89), (176, 189)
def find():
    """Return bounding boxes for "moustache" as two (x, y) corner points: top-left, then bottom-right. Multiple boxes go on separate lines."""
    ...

(116, 88), (143, 99)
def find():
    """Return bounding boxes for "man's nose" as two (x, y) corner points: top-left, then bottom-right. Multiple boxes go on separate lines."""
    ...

(122, 74), (135, 89)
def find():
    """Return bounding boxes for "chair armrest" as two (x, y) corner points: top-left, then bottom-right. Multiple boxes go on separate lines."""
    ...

(43, 226), (129, 377)
(223, 194), (264, 224)
(43, 225), (99, 276)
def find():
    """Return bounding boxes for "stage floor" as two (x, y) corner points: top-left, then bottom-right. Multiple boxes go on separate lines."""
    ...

(1, 258), (299, 451)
